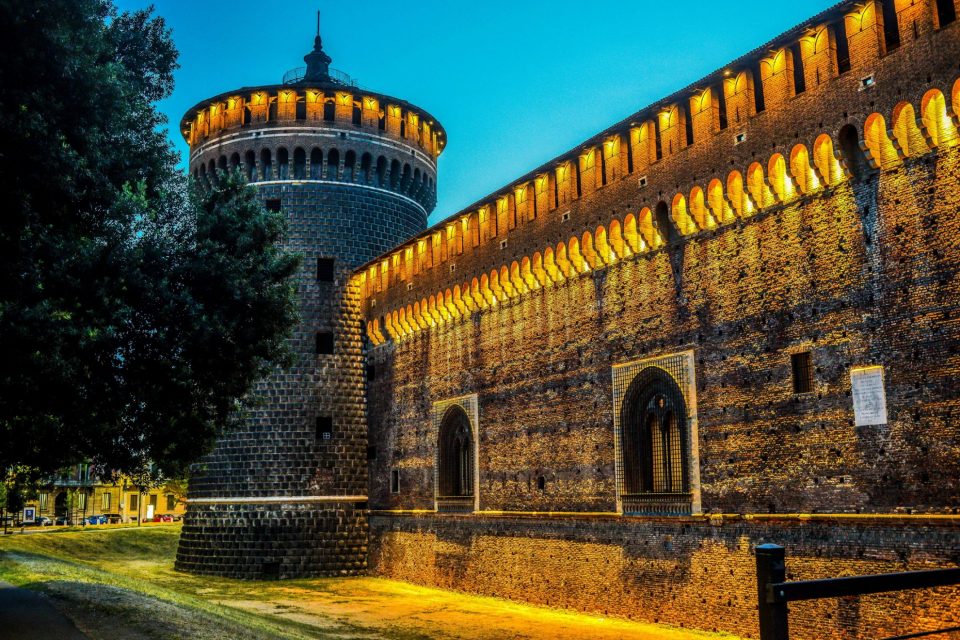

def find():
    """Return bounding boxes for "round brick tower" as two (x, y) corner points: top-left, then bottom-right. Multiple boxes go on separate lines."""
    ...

(174, 24), (444, 579)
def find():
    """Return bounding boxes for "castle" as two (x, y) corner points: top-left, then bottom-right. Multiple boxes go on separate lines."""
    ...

(176, 2), (960, 637)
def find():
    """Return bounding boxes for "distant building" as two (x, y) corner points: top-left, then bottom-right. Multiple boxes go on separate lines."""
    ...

(23, 464), (186, 524)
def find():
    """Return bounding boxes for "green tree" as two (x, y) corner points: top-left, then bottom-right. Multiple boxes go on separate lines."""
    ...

(0, 1), (300, 479)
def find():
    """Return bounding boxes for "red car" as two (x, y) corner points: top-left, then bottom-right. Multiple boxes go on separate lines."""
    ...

(151, 514), (174, 522)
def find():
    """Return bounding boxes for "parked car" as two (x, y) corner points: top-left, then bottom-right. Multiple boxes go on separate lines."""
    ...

(54, 516), (72, 526)
(151, 514), (174, 523)
(34, 516), (52, 526)
(86, 514), (108, 525)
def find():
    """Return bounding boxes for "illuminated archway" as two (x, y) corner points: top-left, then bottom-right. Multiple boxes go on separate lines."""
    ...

(921, 89), (958, 148)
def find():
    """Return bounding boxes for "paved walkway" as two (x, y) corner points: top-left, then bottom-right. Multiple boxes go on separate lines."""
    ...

(0, 580), (87, 639)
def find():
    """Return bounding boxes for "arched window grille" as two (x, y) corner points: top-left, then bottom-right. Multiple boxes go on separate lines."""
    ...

(621, 367), (691, 515)
(437, 405), (474, 512)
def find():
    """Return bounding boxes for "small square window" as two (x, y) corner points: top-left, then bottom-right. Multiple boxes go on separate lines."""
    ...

(638, 176), (648, 188)
(561, 211), (571, 222)
(316, 332), (334, 355)
(734, 132), (747, 145)
(860, 74), (876, 89)
(499, 239), (508, 250)
(791, 351), (814, 393)
(264, 198), (281, 212)
(390, 469), (400, 494)
(316, 416), (333, 440)
(316, 257), (335, 282)
(407, 282), (414, 291)
(449, 264), (457, 274)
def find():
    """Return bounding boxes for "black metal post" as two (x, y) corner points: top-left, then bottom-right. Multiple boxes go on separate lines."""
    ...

(756, 543), (790, 640)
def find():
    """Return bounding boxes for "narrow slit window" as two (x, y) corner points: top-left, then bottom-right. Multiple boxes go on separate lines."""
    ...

(390, 469), (400, 494)
(791, 352), (814, 393)
(836, 20), (852, 74)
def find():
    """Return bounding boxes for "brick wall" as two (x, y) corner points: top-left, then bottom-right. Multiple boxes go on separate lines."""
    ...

(361, 0), (960, 633)
(369, 513), (960, 639)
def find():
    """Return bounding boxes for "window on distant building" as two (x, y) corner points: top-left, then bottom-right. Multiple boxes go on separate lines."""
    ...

(102, 493), (111, 511)
(791, 351), (814, 393)
(166, 494), (176, 511)
(77, 492), (86, 511)
(39, 492), (48, 511)
(129, 494), (139, 512)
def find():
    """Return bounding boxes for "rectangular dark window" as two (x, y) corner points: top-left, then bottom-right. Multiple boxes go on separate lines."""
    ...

(717, 84), (728, 130)
(316, 416), (333, 441)
(129, 494), (138, 511)
(316, 331), (334, 355)
(390, 469), (400, 494)
(835, 21), (852, 74)
(264, 198), (281, 212)
(790, 43), (806, 95)
(378, 115), (386, 130)
(352, 105), (362, 126)
(653, 117), (663, 160)
(750, 62), (766, 113)
(166, 494), (176, 511)
(791, 352), (814, 393)
(366, 364), (376, 381)
(367, 445), (377, 461)
(316, 257), (335, 282)
(323, 101), (335, 121)
(625, 130), (634, 173)
(881, 0), (901, 51)
(936, 0), (957, 26)
(683, 103), (695, 146)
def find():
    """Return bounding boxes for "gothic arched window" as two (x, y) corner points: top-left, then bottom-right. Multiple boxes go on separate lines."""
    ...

(437, 406), (474, 512)
(621, 367), (691, 514)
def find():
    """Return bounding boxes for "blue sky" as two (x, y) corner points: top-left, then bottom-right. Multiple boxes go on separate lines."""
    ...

(115, 0), (838, 225)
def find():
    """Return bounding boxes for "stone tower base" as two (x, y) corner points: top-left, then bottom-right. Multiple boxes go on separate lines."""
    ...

(175, 499), (367, 579)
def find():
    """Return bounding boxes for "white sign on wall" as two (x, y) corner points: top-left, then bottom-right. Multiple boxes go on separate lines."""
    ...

(851, 365), (888, 427)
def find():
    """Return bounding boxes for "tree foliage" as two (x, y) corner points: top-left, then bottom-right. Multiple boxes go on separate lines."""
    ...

(0, 0), (300, 479)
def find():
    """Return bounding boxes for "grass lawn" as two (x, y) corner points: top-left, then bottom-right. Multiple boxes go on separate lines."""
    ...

(0, 525), (740, 639)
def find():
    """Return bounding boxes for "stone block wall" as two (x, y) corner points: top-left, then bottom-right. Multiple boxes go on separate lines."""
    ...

(369, 513), (960, 639)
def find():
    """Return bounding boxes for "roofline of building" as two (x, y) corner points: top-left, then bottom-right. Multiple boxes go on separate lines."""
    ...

(355, 0), (852, 273)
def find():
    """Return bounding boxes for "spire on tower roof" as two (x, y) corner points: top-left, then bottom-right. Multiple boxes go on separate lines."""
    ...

(303, 10), (332, 83)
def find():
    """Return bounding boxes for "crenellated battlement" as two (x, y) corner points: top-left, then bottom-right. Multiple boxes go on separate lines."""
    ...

(180, 84), (445, 160)
(356, 0), (960, 339)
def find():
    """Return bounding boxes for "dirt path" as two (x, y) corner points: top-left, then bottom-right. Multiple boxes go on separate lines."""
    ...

(0, 579), (87, 639)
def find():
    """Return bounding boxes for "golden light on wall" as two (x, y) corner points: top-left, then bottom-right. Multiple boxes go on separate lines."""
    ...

(800, 25), (830, 59)
(337, 92), (352, 106)
(760, 49), (787, 80)
(691, 88), (712, 115)
(535, 174), (548, 194)
(845, 2), (876, 34)
(389, 105), (402, 118)
(364, 97), (378, 110)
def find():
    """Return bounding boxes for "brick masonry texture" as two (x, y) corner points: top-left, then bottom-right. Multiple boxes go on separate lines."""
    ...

(369, 513), (959, 639)
(362, 1), (960, 637)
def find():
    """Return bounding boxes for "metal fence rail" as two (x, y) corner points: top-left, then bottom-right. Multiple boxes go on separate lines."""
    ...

(756, 544), (960, 640)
